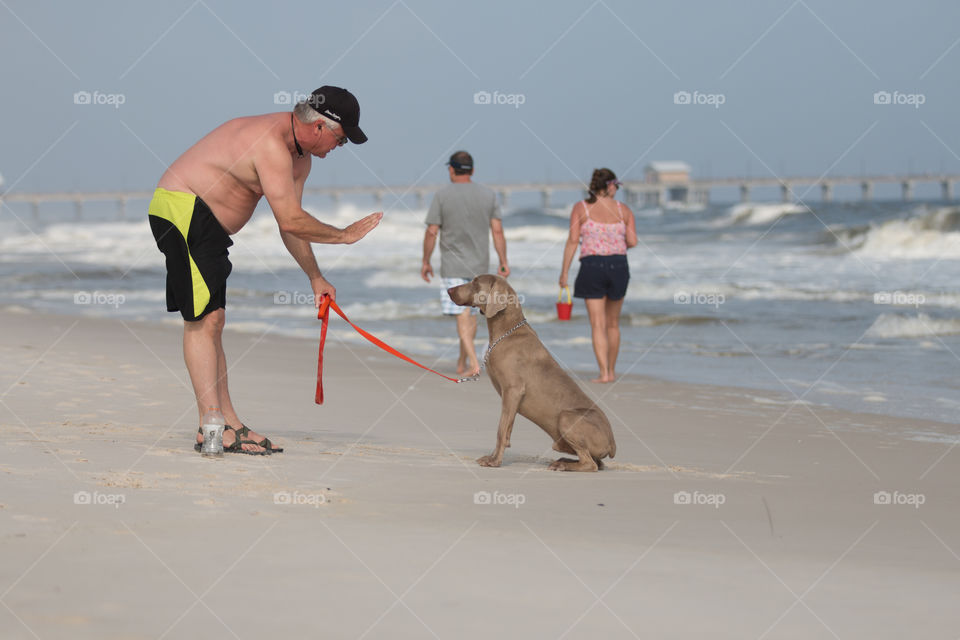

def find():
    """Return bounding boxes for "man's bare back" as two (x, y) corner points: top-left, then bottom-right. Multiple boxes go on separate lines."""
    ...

(159, 113), (309, 234)
(158, 109), (381, 246)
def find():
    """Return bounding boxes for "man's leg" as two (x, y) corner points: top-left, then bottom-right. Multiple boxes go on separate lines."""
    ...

(185, 309), (264, 453)
(456, 309), (479, 376)
(183, 310), (222, 418)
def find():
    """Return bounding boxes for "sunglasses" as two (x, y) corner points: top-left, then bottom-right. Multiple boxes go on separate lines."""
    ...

(608, 180), (622, 188)
(320, 122), (348, 146)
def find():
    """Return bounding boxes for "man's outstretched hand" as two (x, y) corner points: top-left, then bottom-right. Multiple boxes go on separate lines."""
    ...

(341, 211), (383, 244)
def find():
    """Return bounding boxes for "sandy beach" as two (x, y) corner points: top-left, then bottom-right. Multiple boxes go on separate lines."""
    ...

(1, 307), (957, 638)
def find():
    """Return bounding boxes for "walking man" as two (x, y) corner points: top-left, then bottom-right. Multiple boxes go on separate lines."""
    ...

(421, 151), (509, 376)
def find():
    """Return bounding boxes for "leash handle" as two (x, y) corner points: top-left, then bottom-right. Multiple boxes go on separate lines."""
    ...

(315, 295), (461, 405)
(315, 296), (331, 404)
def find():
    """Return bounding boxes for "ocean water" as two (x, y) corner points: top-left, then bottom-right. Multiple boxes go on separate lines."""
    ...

(2, 196), (959, 432)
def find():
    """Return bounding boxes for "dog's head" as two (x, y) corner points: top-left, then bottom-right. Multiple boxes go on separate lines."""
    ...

(447, 275), (521, 318)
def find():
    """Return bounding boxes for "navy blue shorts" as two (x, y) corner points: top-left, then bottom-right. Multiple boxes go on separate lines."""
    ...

(574, 255), (630, 300)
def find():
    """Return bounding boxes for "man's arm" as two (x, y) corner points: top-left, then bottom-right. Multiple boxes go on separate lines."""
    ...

(257, 138), (381, 244)
(280, 229), (336, 302)
(490, 218), (509, 277)
(279, 165), (337, 302)
(421, 224), (439, 282)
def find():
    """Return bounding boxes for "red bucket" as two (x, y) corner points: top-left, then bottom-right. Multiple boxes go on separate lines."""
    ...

(556, 286), (573, 320)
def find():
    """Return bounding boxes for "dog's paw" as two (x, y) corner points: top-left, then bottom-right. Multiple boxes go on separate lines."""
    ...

(477, 455), (502, 467)
(548, 458), (577, 471)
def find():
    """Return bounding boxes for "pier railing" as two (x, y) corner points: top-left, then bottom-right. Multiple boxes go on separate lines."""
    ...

(2, 173), (957, 220)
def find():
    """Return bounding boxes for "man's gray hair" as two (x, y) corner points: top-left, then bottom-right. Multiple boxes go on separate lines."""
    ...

(294, 101), (341, 130)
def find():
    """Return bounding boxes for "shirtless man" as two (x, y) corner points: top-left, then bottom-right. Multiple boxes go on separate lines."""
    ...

(148, 86), (382, 454)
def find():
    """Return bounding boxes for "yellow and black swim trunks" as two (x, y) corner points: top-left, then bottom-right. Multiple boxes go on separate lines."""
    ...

(148, 188), (233, 321)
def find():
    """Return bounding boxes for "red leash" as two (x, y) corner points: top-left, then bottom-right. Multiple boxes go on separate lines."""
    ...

(315, 296), (461, 404)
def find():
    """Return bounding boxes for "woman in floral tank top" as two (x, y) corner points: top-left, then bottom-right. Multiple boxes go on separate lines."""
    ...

(559, 168), (638, 383)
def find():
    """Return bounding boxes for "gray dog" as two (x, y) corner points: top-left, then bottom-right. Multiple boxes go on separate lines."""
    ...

(448, 275), (617, 471)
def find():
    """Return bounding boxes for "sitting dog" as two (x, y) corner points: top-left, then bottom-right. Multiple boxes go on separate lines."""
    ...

(448, 275), (616, 471)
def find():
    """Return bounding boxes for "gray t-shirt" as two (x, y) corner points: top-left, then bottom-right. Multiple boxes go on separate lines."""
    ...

(425, 182), (501, 279)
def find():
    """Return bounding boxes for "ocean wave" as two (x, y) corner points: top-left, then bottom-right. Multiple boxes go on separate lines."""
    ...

(865, 312), (960, 338)
(0, 203), (429, 272)
(716, 202), (811, 227)
(504, 225), (569, 244)
(620, 281), (870, 304)
(0, 219), (158, 267)
(364, 270), (434, 290)
(838, 206), (960, 259)
(336, 300), (438, 322)
(355, 277), (839, 307)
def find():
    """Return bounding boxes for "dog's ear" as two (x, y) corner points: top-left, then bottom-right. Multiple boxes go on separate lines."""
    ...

(483, 278), (510, 318)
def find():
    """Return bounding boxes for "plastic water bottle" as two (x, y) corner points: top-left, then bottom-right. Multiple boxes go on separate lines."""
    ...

(200, 408), (225, 457)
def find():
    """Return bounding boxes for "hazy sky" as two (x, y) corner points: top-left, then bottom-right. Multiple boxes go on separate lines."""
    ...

(2, 0), (959, 195)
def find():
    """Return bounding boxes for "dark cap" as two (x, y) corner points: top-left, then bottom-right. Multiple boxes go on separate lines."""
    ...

(306, 86), (368, 144)
(447, 150), (473, 172)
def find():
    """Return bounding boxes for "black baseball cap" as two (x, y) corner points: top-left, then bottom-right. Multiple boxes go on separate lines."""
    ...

(447, 151), (473, 172)
(306, 86), (367, 144)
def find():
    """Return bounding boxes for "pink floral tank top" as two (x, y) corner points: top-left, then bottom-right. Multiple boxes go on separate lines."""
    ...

(579, 200), (628, 258)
